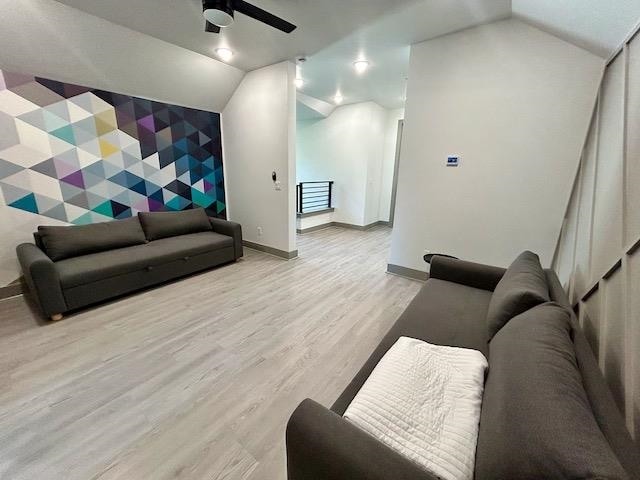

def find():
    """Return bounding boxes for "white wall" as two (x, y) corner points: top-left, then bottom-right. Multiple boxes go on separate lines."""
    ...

(297, 101), (395, 226)
(223, 61), (297, 254)
(0, 0), (244, 113)
(389, 19), (603, 273)
(379, 108), (405, 222)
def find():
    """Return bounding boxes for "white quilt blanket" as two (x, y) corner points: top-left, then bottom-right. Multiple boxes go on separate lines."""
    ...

(343, 337), (488, 480)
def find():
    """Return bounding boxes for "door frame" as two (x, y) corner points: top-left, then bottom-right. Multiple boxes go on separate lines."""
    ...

(388, 119), (404, 227)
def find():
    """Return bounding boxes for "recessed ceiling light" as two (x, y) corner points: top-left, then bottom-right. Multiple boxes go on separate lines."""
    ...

(294, 77), (304, 89)
(215, 47), (234, 62)
(353, 60), (370, 74)
(334, 93), (344, 104)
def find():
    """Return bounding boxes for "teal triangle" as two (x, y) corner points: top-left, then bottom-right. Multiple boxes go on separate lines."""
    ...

(216, 201), (225, 214)
(72, 212), (94, 225)
(191, 188), (214, 208)
(51, 125), (76, 145)
(9, 193), (39, 214)
(166, 195), (190, 211)
(93, 201), (114, 218)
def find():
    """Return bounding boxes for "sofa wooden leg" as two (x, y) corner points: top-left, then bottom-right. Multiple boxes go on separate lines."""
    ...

(50, 314), (63, 321)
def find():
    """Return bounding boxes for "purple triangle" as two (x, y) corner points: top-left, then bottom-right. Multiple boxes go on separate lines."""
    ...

(138, 114), (155, 132)
(61, 170), (85, 189)
(148, 198), (164, 212)
(203, 180), (214, 192)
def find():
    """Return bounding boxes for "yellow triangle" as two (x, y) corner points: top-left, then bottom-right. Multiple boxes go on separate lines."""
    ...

(99, 138), (119, 158)
(94, 110), (117, 136)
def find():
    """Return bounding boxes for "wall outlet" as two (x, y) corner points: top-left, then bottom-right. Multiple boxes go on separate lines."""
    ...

(257, 226), (263, 237)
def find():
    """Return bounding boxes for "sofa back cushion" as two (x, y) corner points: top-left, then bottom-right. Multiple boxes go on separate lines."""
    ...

(485, 250), (549, 340)
(38, 217), (147, 262)
(475, 303), (629, 480)
(138, 208), (212, 241)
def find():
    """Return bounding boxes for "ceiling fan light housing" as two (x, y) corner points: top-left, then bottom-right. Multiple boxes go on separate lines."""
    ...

(203, 0), (234, 27)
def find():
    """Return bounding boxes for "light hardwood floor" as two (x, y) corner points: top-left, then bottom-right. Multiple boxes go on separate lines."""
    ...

(0, 226), (422, 480)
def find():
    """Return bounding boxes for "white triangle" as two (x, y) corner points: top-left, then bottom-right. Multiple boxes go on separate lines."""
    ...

(90, 94), (113, 114)
(68, 92), (94, 114)
(76, 147), (101, 168)
(100, 130), (121, 147)
(78, 138), (102, 158)
(86, 180), (110, 198)
(123, 142), (142, 160)
(64, 203), (88, 222)
(49, 135), (75, 156)
(193, 179), (205, 193)
(89, 211), (112, 223)
(0, 90), (39, 117)
(34, 193), (61, 213)
(103, 151), (125, 170)
(15, 119), (53, 157)
(106, 180), (127, 198)
(66, 101), (93, 123)
(27, 170), (63, 201)
(0, 144), (49, 168)
(143, 153), (160, 169)
(127, 162), (145, 178)
(116, 130), (139, 148)
(162, 188), (177, 203)
(1, 170), (33, 191)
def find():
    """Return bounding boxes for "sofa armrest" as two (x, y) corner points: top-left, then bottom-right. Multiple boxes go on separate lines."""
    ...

(16, 243), (67, 317)
(209, 217), (243, 259)
(429, 256), (505, 292)
(286, 399), (438, 480)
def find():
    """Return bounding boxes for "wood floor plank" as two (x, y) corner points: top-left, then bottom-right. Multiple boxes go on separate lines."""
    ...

(0, 226), (422, 480)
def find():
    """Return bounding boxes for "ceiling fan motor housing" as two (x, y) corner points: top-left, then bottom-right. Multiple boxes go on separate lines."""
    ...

(203, 0), (235, 27)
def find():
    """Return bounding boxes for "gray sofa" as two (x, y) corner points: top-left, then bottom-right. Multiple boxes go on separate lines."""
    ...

(17, 208), (242, 320)
(286, 255), (640, 480)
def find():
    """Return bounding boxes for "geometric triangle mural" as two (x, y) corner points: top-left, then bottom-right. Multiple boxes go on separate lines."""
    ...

(0, 69), (226, 225)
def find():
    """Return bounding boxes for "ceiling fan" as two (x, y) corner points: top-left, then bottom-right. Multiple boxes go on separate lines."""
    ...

(203, 0), (297, 34)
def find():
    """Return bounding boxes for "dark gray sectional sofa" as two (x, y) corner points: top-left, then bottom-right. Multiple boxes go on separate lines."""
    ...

(17, 208), (242, 320)
(286, 255), (640, 480)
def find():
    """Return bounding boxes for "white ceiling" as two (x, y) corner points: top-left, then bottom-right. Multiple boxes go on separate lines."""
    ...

(54, 0), (640, 110)
(513, 0), (640, 59)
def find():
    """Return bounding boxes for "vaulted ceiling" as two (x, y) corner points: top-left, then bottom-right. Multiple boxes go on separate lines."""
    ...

(54, 0), (640, 109)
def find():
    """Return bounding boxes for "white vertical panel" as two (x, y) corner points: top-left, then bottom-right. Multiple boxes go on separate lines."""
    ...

(627, 37), (640, 247)
(591, 54), (625, 281)
(573, 112), (598, 303)
(580, 290), (601, 361)
(601, 269), (626, 414)
(555, 175), (580, 289)
(627, 250), (640, 438)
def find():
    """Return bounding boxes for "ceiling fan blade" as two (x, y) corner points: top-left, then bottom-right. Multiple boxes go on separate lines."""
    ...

(234, 0), (297, 33)
(205, 21), (221, 33)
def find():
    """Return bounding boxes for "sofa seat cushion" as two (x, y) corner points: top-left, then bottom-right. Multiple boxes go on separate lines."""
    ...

(331, 278), (492, 415)
(57, 231), (233, 288)
(475, 303), (629, 480)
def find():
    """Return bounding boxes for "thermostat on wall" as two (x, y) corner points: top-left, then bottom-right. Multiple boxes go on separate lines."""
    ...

(447, 155), (460, 167)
